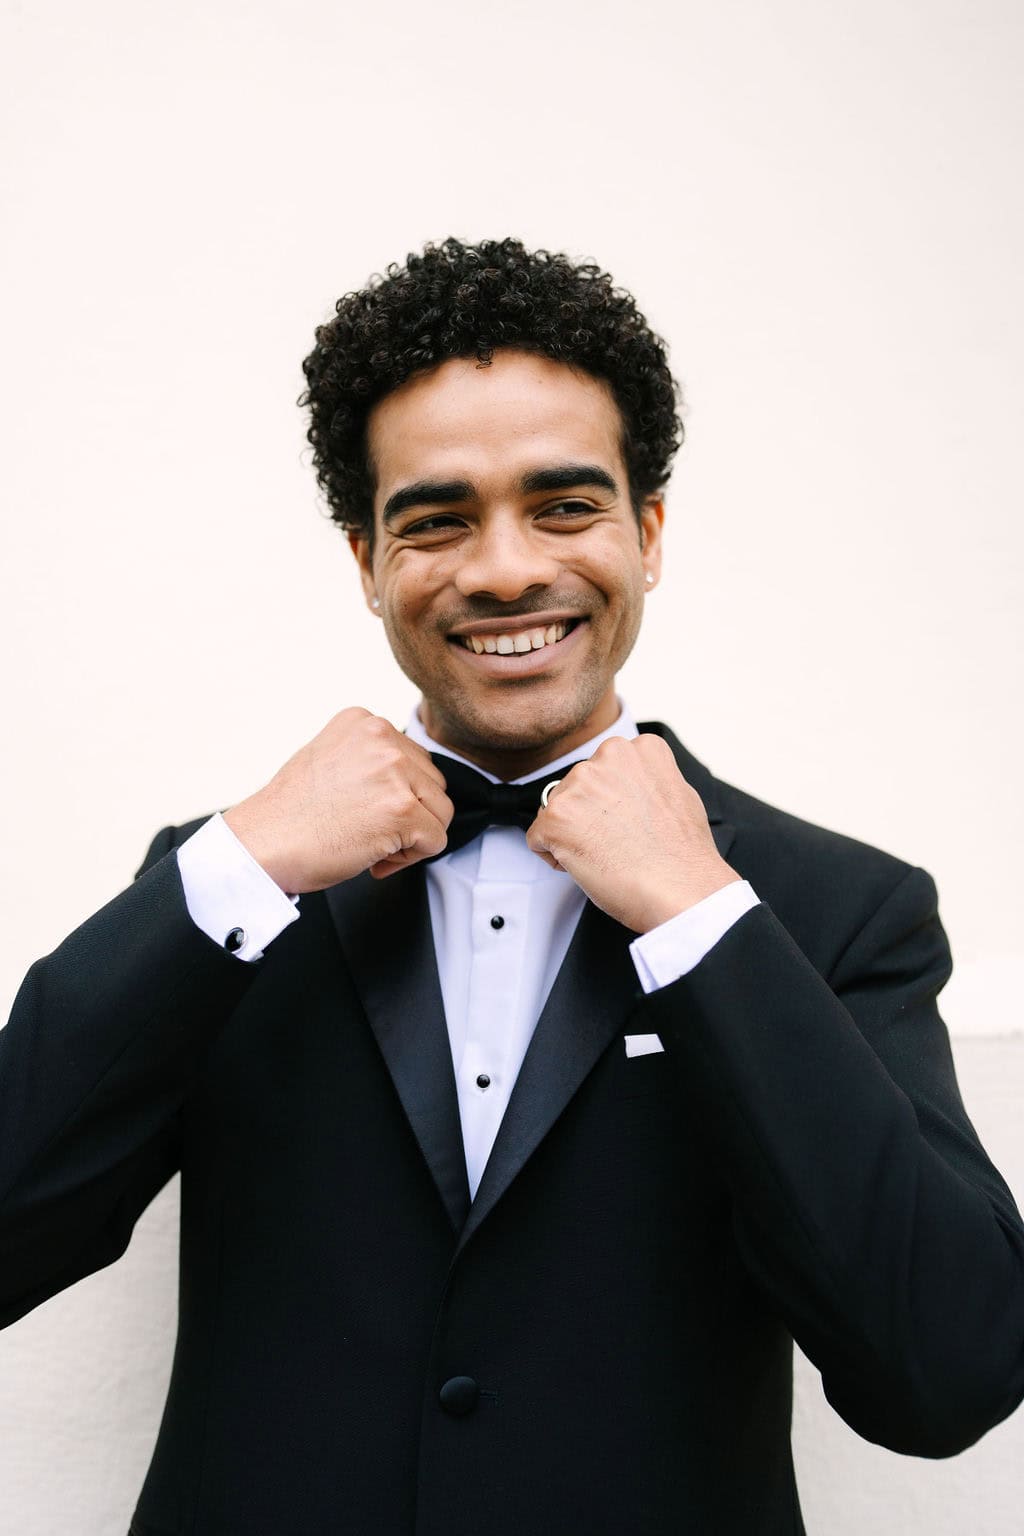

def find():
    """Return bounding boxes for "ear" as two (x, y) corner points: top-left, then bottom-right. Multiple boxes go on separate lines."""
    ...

(348, 534), (381, 615)
(638, 497), (665, 589)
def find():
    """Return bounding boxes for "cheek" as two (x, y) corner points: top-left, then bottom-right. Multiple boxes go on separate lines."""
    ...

(379, 568), (452, 658)
(583, 525), (643, 579)
(385, 552), (452, 609)
(588, 549), (645, 619)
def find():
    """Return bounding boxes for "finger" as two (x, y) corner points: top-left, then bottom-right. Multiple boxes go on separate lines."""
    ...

(370, 807), (446, 875)
(413, 777), (455, 831)
(525, 817), (565, 872)
(402, 736), (449, 790)
(539, 777), (563, 809)
(369, 852), (419, 879)
(526, 813), (560, 861)
(540, 758), (589, 805)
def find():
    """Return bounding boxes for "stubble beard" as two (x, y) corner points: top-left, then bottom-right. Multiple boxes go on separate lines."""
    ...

(383, 580), (645, 766)
(408, 616), (644, 769)
(424, 667), (614, 763)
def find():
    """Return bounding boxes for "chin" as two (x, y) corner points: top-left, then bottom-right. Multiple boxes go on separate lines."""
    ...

(441, 688), (606, 757)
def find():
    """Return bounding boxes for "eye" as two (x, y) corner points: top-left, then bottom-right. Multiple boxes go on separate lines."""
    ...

(401, 514), (465, 536)
(542, 500), (599, 520)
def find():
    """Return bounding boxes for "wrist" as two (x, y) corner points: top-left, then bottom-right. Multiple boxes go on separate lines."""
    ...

(638, 864), (742, 933)
(223, 799), (297, 894)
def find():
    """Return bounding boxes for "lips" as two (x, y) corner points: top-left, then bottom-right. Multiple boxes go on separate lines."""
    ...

(448, 615), (587, 673)
(456, 619), (578, 655)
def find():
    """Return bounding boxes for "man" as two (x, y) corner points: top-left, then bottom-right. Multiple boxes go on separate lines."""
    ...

(1, 237), (1022, 1536)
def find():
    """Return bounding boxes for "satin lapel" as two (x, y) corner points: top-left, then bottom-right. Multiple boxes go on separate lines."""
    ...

(456, 722), (737, 1251)
(323, 868), (470, 1232)
(457, 898), (639, 1254)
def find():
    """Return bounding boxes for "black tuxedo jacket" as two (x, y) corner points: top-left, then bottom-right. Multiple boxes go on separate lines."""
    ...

(1, 724), (1022, 1535)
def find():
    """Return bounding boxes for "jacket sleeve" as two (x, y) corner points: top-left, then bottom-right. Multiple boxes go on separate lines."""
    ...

(643, 866), (1024, 1456)
(0, 836), (257, 1327)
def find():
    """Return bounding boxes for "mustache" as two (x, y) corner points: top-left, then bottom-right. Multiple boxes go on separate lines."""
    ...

(437, 597), (591, 630)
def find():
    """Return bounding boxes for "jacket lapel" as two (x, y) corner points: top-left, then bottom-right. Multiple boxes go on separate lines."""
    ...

(323, 869), (470, 1232)
(456, 721), (737, 1251)
(457, 896), (640, 1253)
(323, 722), (735, 1248)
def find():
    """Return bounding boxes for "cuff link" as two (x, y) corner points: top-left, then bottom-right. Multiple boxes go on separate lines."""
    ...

(224, 926), (247, 953)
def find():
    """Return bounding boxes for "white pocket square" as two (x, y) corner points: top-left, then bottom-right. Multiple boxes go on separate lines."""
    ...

(624, 1033), (664, 1058)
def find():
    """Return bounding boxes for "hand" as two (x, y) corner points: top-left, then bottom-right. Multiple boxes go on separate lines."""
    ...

(223, 709), (453, 893)
(526, 734), (740, 932)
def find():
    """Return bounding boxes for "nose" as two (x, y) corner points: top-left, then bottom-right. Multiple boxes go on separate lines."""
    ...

(452, 515), (561, 602)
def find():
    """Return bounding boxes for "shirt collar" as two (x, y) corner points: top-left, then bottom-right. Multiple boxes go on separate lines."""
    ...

(404, 700), (639, 785)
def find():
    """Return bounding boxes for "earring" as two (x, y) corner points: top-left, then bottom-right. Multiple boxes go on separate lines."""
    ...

(371, 598), (380, 609)
(645, 573), (654, 586)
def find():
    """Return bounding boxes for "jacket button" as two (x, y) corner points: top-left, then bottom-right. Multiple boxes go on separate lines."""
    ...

(439, 1375), (479, 1416)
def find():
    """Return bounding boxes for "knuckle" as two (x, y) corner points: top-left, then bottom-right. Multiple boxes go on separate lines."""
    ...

(381, 787), (411, 821)
(427, 825), (448, 855)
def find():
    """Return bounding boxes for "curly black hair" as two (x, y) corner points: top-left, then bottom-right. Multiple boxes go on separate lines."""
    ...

(299, 237), (683, 540)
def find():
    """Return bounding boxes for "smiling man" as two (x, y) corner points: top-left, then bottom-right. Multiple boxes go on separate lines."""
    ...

(1, 238), (1023, 1536)
(359, 351), (656, 772)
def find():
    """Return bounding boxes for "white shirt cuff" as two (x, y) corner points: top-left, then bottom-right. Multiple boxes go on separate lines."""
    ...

(629, 880), (760, 994)
(176, 813), (300, 962)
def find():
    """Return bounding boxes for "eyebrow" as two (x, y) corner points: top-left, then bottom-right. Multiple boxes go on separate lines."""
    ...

(382, 479), (476, 524)
(381, 463), (620, 525)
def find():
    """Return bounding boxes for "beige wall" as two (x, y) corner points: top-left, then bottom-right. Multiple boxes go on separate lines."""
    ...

(1, 0), (1022, 1530)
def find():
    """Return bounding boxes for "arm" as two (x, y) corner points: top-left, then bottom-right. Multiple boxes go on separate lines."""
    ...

(643, 869), (1024, 1456)
(0, 709), (453, 1328)
(0, 847), (257, 1327)
(528, 733), (1024, 1455)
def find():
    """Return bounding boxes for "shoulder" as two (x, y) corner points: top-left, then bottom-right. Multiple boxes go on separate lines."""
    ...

(715, 772), (936, 973)
(719, 773), (911, 888)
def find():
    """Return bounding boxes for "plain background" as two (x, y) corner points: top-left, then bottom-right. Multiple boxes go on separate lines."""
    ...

(1, 0), (1022, 1530)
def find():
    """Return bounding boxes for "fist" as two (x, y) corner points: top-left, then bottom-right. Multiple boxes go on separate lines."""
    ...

(224, 709), (453, 892)
(526, 734), (739, 932)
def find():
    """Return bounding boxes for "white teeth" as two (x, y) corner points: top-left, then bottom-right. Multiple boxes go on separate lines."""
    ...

(461, 620), (573, 654)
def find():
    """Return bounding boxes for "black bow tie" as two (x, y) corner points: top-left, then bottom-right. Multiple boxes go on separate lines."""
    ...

(428, 752), (575, 860)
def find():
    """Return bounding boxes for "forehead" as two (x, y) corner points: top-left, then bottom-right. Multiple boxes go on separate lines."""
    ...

(367, 349), (625, 496)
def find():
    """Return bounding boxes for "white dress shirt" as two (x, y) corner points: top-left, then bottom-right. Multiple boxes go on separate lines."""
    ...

(177, 705), (759, 1197)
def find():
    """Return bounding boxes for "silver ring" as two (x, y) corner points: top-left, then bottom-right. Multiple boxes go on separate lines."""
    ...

(540, 779), (561, 808)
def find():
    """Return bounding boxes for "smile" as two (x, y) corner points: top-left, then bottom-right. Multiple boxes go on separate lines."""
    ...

(457, 619), (578, 655)
(448, 617), (587, 674)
